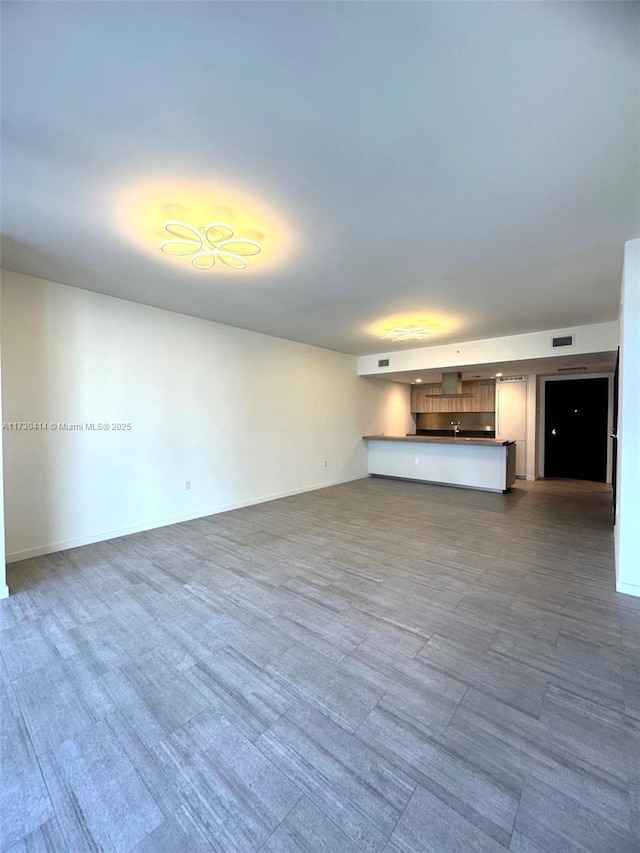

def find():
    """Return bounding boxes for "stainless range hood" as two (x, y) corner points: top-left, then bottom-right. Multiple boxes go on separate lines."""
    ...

(432, 371), (475, 397)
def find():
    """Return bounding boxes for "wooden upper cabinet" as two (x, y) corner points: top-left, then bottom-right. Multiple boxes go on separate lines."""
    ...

(472, 380), (496, 412)
(410, 383), (436, 412)
(410, 379), (495, 413)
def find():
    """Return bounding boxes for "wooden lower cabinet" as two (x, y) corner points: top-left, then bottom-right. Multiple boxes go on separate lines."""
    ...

(411, 380), (495, 414)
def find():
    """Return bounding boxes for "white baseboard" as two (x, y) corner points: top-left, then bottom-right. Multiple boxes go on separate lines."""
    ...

(616, 581), (640, 598)
(6, 475), (366, 564)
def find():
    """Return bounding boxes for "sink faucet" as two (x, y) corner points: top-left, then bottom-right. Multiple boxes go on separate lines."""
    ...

(450, 421), (461, 437)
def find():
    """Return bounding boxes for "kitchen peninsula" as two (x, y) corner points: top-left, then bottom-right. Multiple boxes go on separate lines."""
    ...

(363, 435), (516, 493)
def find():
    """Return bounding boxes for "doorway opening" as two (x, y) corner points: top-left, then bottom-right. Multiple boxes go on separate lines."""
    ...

(544, 378), (609, 482)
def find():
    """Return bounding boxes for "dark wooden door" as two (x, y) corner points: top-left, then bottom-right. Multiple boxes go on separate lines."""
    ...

(544, 378), (609, 482)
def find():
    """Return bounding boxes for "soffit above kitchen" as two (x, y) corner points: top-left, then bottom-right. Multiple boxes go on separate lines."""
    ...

(375, 350), (618, 385)
(1, 2), (638, 355)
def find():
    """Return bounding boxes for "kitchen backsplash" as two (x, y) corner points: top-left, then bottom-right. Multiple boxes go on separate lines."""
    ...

(416, 412), (496, 431)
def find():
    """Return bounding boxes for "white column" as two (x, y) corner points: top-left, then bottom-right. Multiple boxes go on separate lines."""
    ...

(616, 238), (640, 597)
(0, 284), (8, 598)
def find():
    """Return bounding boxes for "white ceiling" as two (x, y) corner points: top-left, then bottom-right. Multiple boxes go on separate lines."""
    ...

(1, 2), (638, 355)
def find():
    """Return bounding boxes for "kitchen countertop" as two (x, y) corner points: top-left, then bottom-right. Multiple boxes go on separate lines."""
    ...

(362, 435), (514, 447)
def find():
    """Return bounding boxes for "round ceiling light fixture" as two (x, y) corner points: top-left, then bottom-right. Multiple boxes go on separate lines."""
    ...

(159, 220), (262, 270)
(381, 325), (438, 342)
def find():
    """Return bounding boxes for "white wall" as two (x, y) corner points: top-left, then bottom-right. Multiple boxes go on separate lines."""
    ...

(1, 271), (412, 565)
(525, 375), (537, 481)
(616, 239), (640, 597)
(358, 321), (619, 376)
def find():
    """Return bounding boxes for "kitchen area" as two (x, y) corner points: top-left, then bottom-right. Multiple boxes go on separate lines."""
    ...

(363, 370), (530, 493)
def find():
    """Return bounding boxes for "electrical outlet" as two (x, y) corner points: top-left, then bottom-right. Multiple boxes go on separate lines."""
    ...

(184, 480), (191, 490)
(322, 460), (328, 467)
(415, 458), (419, 464)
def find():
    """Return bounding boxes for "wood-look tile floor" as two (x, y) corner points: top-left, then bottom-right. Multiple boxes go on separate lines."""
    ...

(2, 477), (640, 852)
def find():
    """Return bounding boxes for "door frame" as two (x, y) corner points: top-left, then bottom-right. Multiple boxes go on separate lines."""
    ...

(538, 373), (614, 483)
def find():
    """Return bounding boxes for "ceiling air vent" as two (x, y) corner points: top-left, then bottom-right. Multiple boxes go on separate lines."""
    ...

(557, 366), (588, 372)
(378, 359), (390, 367)
(552, 335), (575, 348)
(497, 376), (525, 383)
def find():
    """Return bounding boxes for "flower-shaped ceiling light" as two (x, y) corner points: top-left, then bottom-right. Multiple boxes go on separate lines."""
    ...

(159, 220), (262, 270)
(381, 325), (438, 342)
